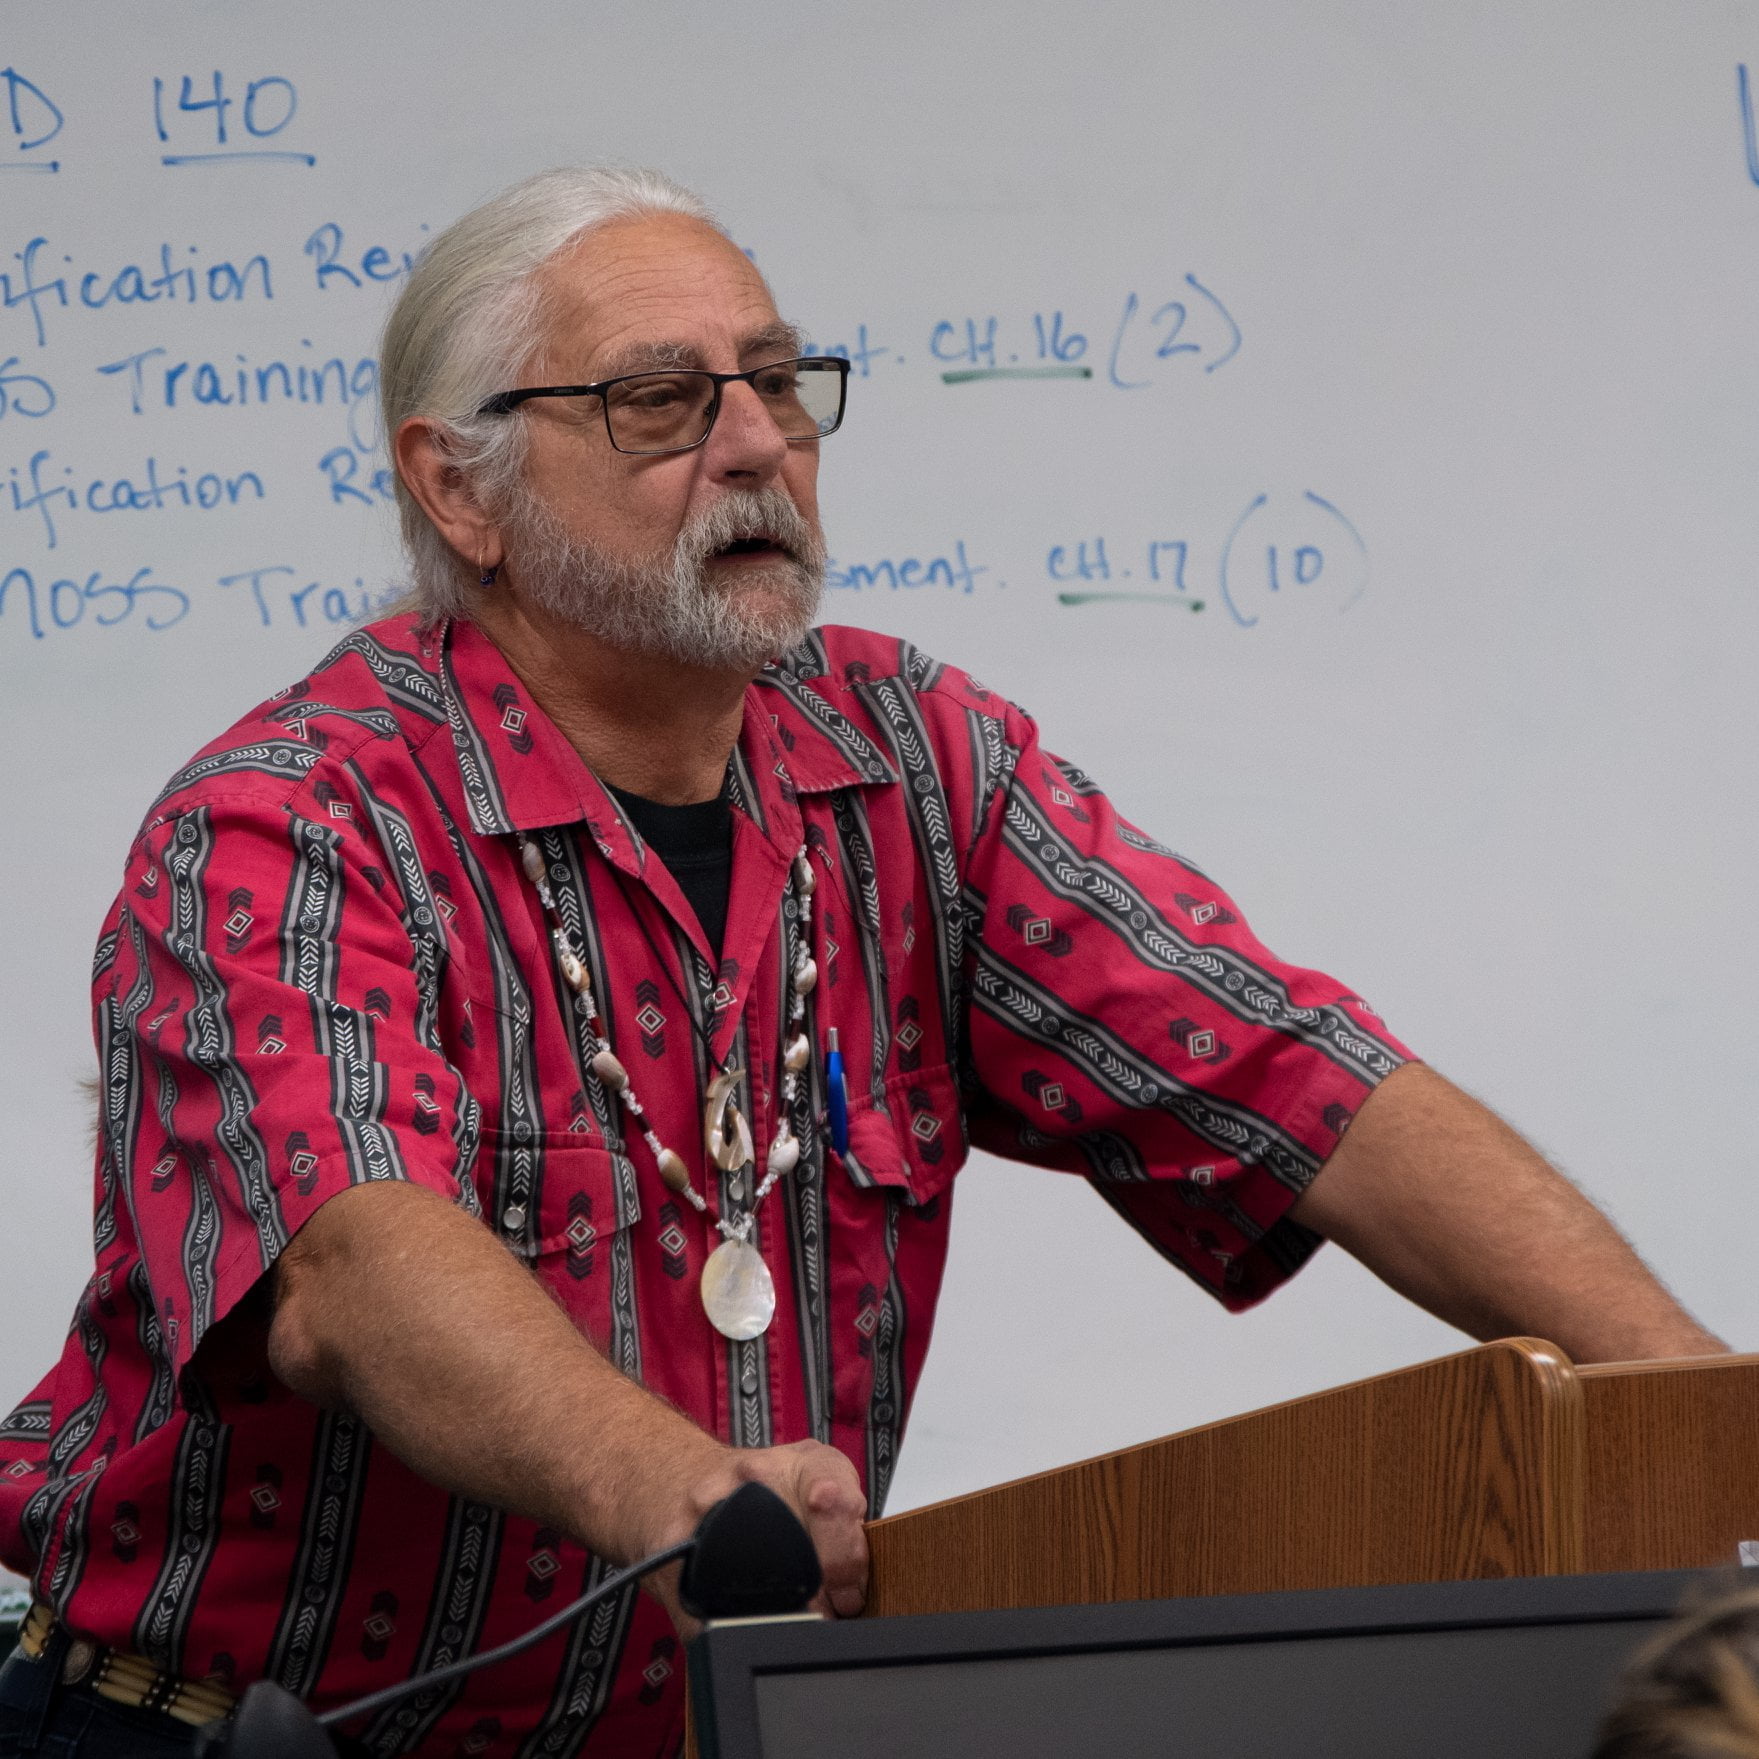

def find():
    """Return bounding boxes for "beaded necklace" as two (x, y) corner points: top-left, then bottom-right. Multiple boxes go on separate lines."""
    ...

(517, 833), (818, 1339)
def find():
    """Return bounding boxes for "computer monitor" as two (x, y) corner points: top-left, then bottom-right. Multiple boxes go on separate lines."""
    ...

(690, 1567), (1721, 1758)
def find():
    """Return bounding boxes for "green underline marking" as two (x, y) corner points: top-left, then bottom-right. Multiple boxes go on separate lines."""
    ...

(940, 366), (1094, 384)
(1057, 592), (1206, 610)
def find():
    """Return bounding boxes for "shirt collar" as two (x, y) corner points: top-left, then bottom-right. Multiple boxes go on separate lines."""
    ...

(436, 619), (897, 855)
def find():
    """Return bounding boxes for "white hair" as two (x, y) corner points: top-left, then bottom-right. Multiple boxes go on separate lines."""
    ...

(378, 166), (723, 620)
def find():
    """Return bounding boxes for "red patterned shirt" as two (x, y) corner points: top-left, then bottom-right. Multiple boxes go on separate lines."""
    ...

(0, 615), (1410, 1755)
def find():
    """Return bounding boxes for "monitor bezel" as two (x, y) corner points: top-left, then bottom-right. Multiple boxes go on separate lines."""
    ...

(688, 1566), (1723, 1758)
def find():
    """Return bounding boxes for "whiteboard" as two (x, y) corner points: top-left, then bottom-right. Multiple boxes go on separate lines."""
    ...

(2, 0), (1756, 1518)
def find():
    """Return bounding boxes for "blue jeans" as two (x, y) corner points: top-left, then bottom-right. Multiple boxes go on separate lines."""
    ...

(0, 1634), (203, 1757)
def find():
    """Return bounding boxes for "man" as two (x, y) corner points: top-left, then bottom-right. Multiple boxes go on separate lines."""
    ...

(0, 166), (1722, 1756)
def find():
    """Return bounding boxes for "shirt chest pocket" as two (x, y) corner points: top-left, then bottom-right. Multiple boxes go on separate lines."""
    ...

(820, 1069), (962, 1438)
(835, 1067), (965, 1207)
(822, 1066), (966, 1306)
(473, 1127), (642, 1286)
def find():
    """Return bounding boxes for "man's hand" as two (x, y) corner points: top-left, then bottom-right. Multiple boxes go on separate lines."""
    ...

(265, 1180), (869, 1636)
(638, 1437), (869, 1634)
(1290, 1063), (1726, 1363)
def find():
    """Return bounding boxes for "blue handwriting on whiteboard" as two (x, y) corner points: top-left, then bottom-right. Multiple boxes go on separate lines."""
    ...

(1218, 491), (1367, 626)
(305, 222), (431, 291)
(931, 283), (1241, 387)
(801, 325), (892, 377)
(1, 238), (273, 349)
(1049, 537), (1198, 593)
(0, 358), (55, 418)
(96, 343), (377, 451)
(319, 445), (396, 506)
(5, 449), (265, 549)
(826, 542), (989, 595)
(0, 563), (189, 640)
(1051, 491), (1368, 626)
(153, 72), (313, 167)
(1, 69), (62, 172)
(221, 564), (404, 629)
(1740, 65), (1759, 187)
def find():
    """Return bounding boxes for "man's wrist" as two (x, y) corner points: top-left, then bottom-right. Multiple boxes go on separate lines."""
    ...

(570, 1407), (735, 1566)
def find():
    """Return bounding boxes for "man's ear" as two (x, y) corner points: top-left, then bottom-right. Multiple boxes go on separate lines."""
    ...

(394, 415), (505, 574)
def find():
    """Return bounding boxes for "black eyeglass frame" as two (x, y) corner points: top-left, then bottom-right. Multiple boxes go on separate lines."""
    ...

(474, 355), (851, 456)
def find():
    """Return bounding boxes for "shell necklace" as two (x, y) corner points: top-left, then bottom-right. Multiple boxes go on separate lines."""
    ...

(518, 833), (818, 1340)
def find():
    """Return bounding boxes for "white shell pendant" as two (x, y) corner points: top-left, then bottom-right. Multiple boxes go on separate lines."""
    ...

(767, 1128), (801, 1178)
(699, 1237), (776, 1340)
(704, 1069), (754, 1172)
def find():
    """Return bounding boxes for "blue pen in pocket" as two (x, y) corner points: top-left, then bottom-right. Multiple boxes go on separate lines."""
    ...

(825, 1027), (850, 1156)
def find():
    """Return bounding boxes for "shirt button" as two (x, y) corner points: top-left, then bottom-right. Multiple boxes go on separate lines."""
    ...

(502, 1204), (526, 1231)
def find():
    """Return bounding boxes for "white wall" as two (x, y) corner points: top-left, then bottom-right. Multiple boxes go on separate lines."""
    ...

(1, 0), (1755, 1516)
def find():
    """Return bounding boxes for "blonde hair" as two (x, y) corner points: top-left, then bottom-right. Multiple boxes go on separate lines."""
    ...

(1593, 1582), (1759, 1757)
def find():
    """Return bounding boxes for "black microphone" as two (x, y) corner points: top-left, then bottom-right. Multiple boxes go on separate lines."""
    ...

(678, 1480), (823, 1621)
(197, 1483), (821, 1758)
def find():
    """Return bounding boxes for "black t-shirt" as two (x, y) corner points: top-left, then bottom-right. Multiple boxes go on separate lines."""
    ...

(606, 782), (734, 957)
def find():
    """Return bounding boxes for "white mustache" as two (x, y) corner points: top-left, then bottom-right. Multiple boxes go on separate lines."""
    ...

(679, 490), (824, 572)
(501, 480), (826, 671)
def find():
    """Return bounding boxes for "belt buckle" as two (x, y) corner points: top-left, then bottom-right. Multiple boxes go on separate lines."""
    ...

(60, 1637), (98, 1685)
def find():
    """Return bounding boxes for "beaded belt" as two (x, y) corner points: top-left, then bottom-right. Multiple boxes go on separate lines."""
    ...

(15, 1602), (236, 1728)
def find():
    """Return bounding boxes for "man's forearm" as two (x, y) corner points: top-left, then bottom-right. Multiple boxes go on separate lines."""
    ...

(264, 1180), (720, 1563)
(260, 1179), (869, 1623)
(1289, 1063), (1726, 1363)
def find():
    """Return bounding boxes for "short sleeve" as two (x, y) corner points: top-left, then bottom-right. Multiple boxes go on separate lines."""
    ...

(962, 707), (1415, 1310)
(97, 784), (482, 1382)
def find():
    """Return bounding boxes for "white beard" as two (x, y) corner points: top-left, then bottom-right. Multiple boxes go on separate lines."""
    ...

(502, 484), (826, 672)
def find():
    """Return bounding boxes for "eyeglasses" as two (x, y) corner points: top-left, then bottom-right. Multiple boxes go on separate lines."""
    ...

(476, 355), (850, 456)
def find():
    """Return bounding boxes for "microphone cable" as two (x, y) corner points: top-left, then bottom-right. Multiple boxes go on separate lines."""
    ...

(318, 1538), (692, 1727)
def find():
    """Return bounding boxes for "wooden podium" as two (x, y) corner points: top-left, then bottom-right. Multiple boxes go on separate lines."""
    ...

(861, 1340), (1759, 1617)
(685, 1343), (1759, 1754)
